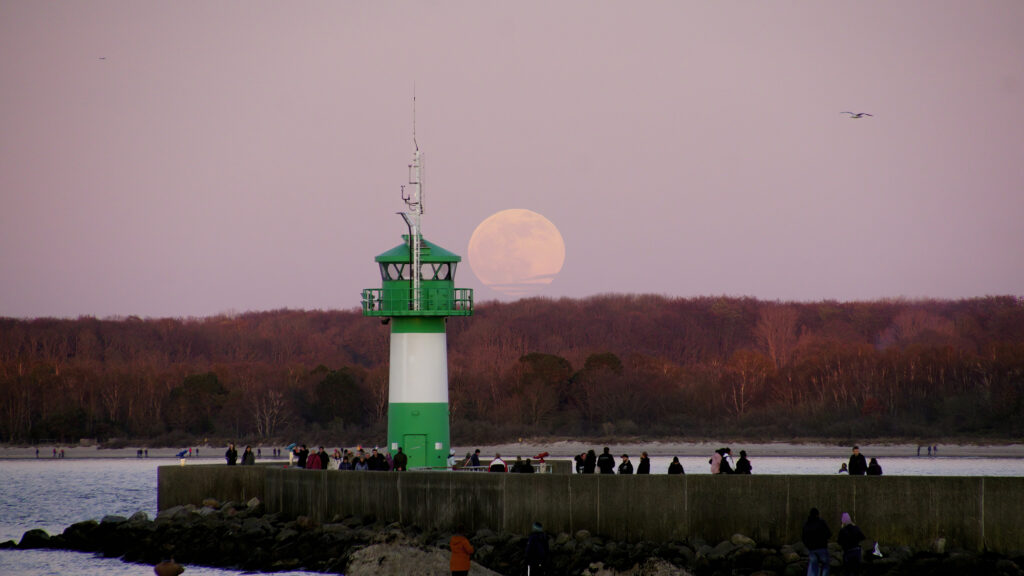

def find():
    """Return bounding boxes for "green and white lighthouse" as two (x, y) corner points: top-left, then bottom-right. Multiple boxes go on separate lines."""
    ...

(361, 137), (473, 470)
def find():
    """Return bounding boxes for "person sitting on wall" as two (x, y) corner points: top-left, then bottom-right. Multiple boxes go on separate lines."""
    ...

(489, 453), (507, 472)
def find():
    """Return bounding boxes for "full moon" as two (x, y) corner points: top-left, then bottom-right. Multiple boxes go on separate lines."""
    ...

(468, 209), (566, 297)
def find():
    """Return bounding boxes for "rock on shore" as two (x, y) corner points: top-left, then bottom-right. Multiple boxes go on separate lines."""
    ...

(3, 498), (1023, 576)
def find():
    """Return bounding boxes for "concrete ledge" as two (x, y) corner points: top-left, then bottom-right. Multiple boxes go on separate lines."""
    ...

(158, 467), (1024, 554)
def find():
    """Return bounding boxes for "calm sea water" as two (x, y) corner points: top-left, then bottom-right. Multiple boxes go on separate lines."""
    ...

(1, 455), (1022, 575)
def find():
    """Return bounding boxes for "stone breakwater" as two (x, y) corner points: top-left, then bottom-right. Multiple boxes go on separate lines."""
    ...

(3, 499), (1024, 576)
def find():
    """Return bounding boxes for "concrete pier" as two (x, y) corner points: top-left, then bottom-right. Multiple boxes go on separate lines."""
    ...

(158, 465), (1024, 554)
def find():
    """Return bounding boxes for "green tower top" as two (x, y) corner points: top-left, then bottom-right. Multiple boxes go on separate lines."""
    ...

(361, 136), (473, 317)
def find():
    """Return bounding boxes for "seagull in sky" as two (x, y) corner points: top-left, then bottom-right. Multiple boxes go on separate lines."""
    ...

(841, 111), (873, 119)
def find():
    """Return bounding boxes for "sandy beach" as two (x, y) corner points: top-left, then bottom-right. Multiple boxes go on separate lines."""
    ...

(3, 439), (1022, 460)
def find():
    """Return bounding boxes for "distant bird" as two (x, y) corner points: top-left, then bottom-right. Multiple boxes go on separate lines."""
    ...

(841, 111), (873, 119)
(99, 57), (106, 60)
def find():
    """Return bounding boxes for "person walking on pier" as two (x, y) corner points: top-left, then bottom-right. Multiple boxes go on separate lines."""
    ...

(393, 446), (408, 471)
(617, 454), (634, 474)
(848, 446), (867, 475)
(225, 443), (238, 466)
(637, 451), (651, 474)
(802, 507), (832, 576)
(597, 447), (615, 474)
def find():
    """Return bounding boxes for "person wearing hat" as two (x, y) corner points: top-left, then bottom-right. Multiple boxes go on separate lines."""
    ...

(838, 512), (867, 574)
(525, 521), (549, 575)
(617, 454), (634, 474)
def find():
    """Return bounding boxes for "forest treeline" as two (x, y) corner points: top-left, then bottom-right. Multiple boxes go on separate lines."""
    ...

(1, 295), (1023, 446)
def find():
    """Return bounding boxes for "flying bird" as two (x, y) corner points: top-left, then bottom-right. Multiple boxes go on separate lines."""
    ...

(841, 111), (873, 119)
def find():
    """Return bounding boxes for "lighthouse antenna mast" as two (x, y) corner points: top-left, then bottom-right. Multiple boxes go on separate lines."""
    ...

(399, 93), (424, 311)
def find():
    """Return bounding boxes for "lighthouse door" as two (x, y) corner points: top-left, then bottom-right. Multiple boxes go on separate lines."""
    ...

(403, 434), (427, 469)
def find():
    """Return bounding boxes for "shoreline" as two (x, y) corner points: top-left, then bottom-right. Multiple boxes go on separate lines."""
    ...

(3, 440), (1023, 460)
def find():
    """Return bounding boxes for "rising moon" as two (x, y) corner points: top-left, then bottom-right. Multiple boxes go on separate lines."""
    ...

(468, 209), (566, 297)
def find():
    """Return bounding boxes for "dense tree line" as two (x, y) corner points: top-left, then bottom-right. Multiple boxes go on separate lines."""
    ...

(1, 295), (1022, 445)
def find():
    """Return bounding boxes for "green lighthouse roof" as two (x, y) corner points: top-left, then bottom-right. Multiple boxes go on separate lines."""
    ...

(375, 235), (462, 263)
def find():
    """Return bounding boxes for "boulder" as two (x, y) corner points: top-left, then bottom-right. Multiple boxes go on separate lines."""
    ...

(731, 533), (756, 548)
(18, 529), (52, 549)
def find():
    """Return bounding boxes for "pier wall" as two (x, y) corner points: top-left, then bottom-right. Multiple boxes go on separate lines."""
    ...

(158, 466), (1024, 554)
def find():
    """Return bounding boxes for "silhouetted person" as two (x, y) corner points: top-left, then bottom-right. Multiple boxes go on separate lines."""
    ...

(637, 451), (651, 474)
(848, 446), (867, 475)
(393, 447), (408, 471)
(597, 447), (615, 474)
(802, 507), (832, 576)
(735, 450), (752, 474)
(667, 456), (684, 475)
(583, 449), (596, 474)
(225, 443), (238, 466)
(525, 522), (549, 576)
(866, 458), (883, 475)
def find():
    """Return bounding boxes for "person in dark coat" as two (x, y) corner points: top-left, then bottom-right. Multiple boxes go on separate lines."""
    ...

(318, 447), (330, 470)
(583, 449), (597, 474)
(717, 448), (735, 474)
(617, 454), (634, 474)
(734, 450), (752, 474)
(866, 458), (883, 476)
(470, 449), (481, 468)
(802, 507), (832, 576)
(597, 447), (616, 474)
(525, 522), (549, 576)
(297, 445), (309, 468)
(241, 446), (255, 465)
(225, 443), (238, 466)
(848, 446), (868, 475)
(393, 447), (408, 471)
(837, 512), (867, 574)
(637, 452), (651, 474)
(575, 452), (586, 474)
(667, 456), (685, 475)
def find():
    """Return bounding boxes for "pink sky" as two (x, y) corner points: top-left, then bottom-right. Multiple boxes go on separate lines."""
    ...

(2, 2), (1022, 318)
